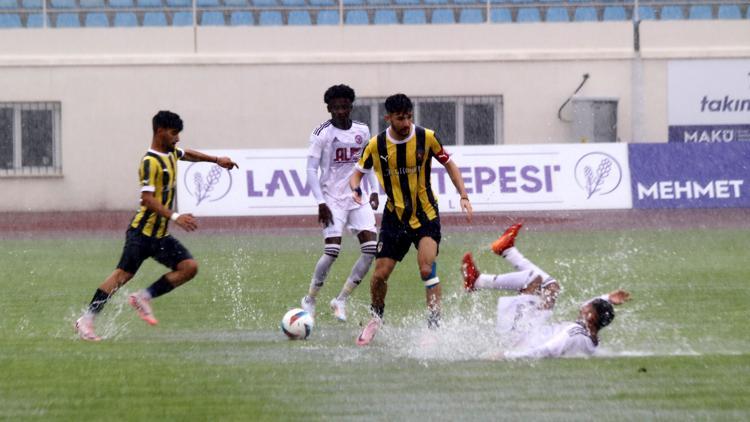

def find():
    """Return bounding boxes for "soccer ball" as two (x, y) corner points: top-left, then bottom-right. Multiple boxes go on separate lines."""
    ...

(281, 308), (314, 340)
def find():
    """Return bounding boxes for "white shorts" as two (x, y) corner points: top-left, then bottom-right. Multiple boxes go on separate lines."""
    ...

(322, 205), (377, 239)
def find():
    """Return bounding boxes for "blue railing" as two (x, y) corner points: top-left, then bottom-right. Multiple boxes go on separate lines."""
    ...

(0, 0), (747, 27)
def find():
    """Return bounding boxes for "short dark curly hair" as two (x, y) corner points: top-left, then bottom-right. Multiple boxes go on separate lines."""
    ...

(324, 84), (356, 105)
(591, 298), (615, 329)
(384, 93), (413, 114)
(152, 110), (183, 134)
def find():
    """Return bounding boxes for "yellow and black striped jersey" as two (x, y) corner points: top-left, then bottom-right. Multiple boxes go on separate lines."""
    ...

(356, 125), (451, 229)
(130, 147), (185, 238)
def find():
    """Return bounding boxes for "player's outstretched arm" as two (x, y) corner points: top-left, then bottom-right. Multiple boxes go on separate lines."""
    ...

(140, 192), (197, 231)
(182, 149), (239, 170)
(607, 289), (631, 305)
(582, 289), (632, 307)
(443, 160), (473, 223)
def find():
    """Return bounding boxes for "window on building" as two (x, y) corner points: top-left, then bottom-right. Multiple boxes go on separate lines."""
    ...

(464, 103), (495, 145)
(351, 105), (371, 130)
(353, 96), (503, 145)
(419, 101), (456, 145)
(0, 102), (61, 176)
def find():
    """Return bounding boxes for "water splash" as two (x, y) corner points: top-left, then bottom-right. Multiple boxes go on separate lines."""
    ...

(62, 293), (132, 341)
(209, 247), (266, 329)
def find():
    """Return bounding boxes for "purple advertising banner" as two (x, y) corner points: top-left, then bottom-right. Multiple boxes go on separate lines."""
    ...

(668, 124), (750, 143)
(629, 143), (750, 209)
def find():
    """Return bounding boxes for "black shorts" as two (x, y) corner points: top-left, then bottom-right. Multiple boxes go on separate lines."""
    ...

(376, 209), (441, 262)
(116, 227), (194, 274)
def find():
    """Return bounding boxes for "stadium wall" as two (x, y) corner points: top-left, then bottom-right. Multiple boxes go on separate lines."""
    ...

(0, 21), (748, 212)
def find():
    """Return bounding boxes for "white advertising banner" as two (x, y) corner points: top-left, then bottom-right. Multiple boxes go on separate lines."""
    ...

(668, 59), (750, 142)
(177, 144), (632, 216)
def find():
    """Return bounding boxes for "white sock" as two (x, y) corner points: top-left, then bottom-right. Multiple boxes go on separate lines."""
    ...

(338, 242), (376, 300)
(308, 247), (339, 298)
(475, 271), (532, 291)
(337, 280), (359, 301)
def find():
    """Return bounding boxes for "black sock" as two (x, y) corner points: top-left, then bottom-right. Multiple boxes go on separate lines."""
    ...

(370, 304), (385, 319)
(88, 289), (111, 314)
(146, 275), (175, 299)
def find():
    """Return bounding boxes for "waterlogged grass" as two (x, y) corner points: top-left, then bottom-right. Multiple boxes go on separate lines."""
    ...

(1, 228), (749, 420)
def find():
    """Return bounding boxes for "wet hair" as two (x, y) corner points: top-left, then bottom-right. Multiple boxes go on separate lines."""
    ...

(152, 110), (183, 134)
(324, 84), (355, 105)
(384, 93), (413, 114)
(591, 299), (615, 329)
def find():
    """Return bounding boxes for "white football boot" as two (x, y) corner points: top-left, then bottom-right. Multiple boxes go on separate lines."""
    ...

(329, 298), (347, 322)
(75, 314), (101, 342)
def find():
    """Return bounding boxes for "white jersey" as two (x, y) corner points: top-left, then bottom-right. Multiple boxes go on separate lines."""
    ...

(308, 120), (371, 211)
(497, 293), (610, 359)
(505, 321), (597, 359)
(496, 294), (552, 339)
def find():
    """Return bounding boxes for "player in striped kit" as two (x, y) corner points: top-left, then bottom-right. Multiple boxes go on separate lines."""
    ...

(74, 111), (238, 341)
(300, 84), (379, 322)
(350, 93), (473, 345)
(462, 223), (631, 358)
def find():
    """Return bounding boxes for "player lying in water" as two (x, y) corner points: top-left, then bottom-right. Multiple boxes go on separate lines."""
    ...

(462, 223), (631, 359)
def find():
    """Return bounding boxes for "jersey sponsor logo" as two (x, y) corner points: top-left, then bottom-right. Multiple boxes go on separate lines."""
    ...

(574, 152), (623, 199)
(334, 147), (361, 163)
(384, 166), (419, 177)
(355, 135), (363, 144)
(183, 162), (234, 206)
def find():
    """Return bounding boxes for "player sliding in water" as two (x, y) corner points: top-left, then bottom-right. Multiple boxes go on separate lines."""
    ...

(462, 223), (631, 359)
